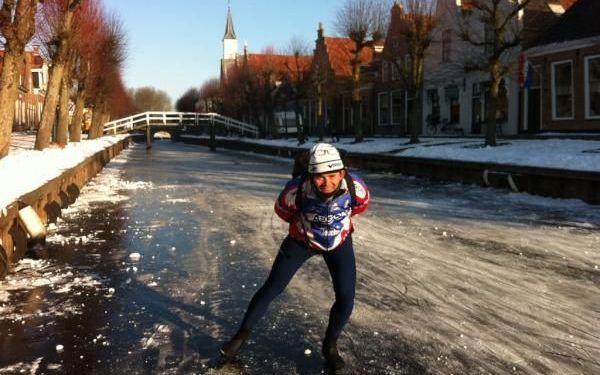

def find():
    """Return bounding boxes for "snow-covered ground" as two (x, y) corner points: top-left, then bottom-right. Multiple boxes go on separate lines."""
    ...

(234, 136), (600, 172)
(1, 141), (598, 374)
(0, 134), (129, 210)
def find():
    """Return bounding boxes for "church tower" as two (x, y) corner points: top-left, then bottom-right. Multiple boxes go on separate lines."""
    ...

(221, 5), (238, 81)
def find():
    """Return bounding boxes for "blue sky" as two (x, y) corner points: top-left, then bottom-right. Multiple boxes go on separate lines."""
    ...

(102, 0), (341, 106)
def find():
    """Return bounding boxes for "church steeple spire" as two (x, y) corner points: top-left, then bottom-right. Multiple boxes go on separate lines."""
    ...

(221, 2), (238, 81)
(223, 6), (236, 40)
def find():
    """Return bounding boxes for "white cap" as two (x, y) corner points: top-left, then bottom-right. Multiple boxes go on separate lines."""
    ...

(308, 143), (344, 174)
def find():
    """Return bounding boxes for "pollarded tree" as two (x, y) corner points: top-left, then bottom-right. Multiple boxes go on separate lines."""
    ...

(0, 0), (39, 158)
(87, 12), (127, 139)
(68, 0), (103, 142)
(384, 0), (438, 144)
(284, 35), (312, 144)
(457, 0), (533, 146)
(336, 0), (390, 142)
(35, 0), (82, 150)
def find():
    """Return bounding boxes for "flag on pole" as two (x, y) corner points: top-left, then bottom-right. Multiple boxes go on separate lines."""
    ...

(519, 53), (533, 89)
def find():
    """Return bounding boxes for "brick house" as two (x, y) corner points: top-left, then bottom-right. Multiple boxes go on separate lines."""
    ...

(307, 23), (377, 137)
(371, 2), (410, 136)
(522, 0), (600, 132)
(0, 47), (47, 131)
(242, 47), (313, 135)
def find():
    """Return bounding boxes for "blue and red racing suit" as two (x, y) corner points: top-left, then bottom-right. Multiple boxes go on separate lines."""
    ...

(274, 173), (370, 251)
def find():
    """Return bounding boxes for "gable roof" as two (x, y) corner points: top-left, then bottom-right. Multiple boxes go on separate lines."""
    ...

(534, 0), (600, 46)
(324, 37), (375, 77)
(246, 53), (313, 81)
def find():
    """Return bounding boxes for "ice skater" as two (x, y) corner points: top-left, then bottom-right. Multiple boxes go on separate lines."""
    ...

(220, 143), (370, 370)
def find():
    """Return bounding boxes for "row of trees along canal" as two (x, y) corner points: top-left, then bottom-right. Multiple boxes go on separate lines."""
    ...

(0, 0), (129, 158)
(189, 0), (535, 147)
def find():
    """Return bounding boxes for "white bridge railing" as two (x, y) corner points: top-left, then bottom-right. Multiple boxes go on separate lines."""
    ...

(103, 111), (259, 138)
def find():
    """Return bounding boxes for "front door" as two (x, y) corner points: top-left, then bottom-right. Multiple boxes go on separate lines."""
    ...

(527, 88), (541, 133)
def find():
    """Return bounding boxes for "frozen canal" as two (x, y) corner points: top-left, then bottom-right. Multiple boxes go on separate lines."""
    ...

(1, 140), (599, 374)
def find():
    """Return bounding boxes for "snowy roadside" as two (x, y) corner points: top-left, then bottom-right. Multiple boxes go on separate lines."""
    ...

(0, 134), (130, 210)
(223, 136), (600, 173)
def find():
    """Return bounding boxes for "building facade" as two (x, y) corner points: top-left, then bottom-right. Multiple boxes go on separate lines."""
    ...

(1, 46), (48, 132)
(523, 0), (600, 132)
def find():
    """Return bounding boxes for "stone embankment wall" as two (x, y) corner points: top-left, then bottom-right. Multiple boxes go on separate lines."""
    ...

(181, 137), (600, 205)
(0, 138), (130, 277)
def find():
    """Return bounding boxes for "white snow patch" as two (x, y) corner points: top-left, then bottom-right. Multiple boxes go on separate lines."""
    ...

(0, 258), (104, 322)
(0, 357), (43, 375)
(0, 135), (130, 210)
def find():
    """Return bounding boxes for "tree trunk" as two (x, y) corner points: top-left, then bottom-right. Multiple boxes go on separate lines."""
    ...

(35, 5), (76, 150)
(0, 0), (38, 158)
(0, 52), (24, 157)
(486, 64), (500, 147)
(409, 87), (422, 144)
(317, 96), (324, 141)
(88, 97), (106, 139)
(295, 97), (304, 144)
(351, 55), (363, 143)
(56, 72), (71, 146)
(69, 86), (86, 142)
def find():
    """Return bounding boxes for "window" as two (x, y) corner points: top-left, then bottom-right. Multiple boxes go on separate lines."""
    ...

(427, 89), (440, 125)
(32, 72), (40, 89)
(342, 97), (352, 132)
(381, 61), (389, 83)
(585, 55), (600, 118)
(442, 29), (451, 63)
(378, 92), (389, 126)
(391, 90), (403, 125)
(445, 85), (460, 124)
(391, 61), (400, 81)
(552, 60), (573, 119)
(484, 25), (494, 58)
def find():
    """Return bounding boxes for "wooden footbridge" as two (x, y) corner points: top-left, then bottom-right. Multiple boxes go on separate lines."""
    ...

(103, 111), (259, 139)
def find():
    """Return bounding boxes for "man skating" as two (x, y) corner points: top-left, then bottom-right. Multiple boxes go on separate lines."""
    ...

(221, 143), (370, 370)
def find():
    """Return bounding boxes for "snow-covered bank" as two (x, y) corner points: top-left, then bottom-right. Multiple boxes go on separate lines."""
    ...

(0, 135), (129, 210)
(207, 136), (600, 173)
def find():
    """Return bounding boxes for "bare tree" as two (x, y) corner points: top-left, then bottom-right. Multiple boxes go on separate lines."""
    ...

(457, 0), (532, 146)
(384, 0), (438, 144)
(197, 78), (221, 112)
(0, 0), (39, 158)
(34, 0), (82, 150)
(175, 88), (199, 112)
(335, 0), (390, 142)
(88, 11), (127, 139)
(284, 35), (311, 144)
(69, 0), (103, 142)
(129, 86), (172, 113)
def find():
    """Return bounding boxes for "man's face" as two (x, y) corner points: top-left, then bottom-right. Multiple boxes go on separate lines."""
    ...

(311, 170), (346, 196)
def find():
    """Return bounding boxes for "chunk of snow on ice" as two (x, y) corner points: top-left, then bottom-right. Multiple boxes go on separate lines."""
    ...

(56, 344), (64, 353)
(230, 240), (237, 245)
(304, 349), (312, 355)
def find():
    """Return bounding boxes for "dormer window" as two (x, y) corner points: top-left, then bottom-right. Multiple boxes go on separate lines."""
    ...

(32, 71), (41, 89)
(442, 29), (451, 63)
